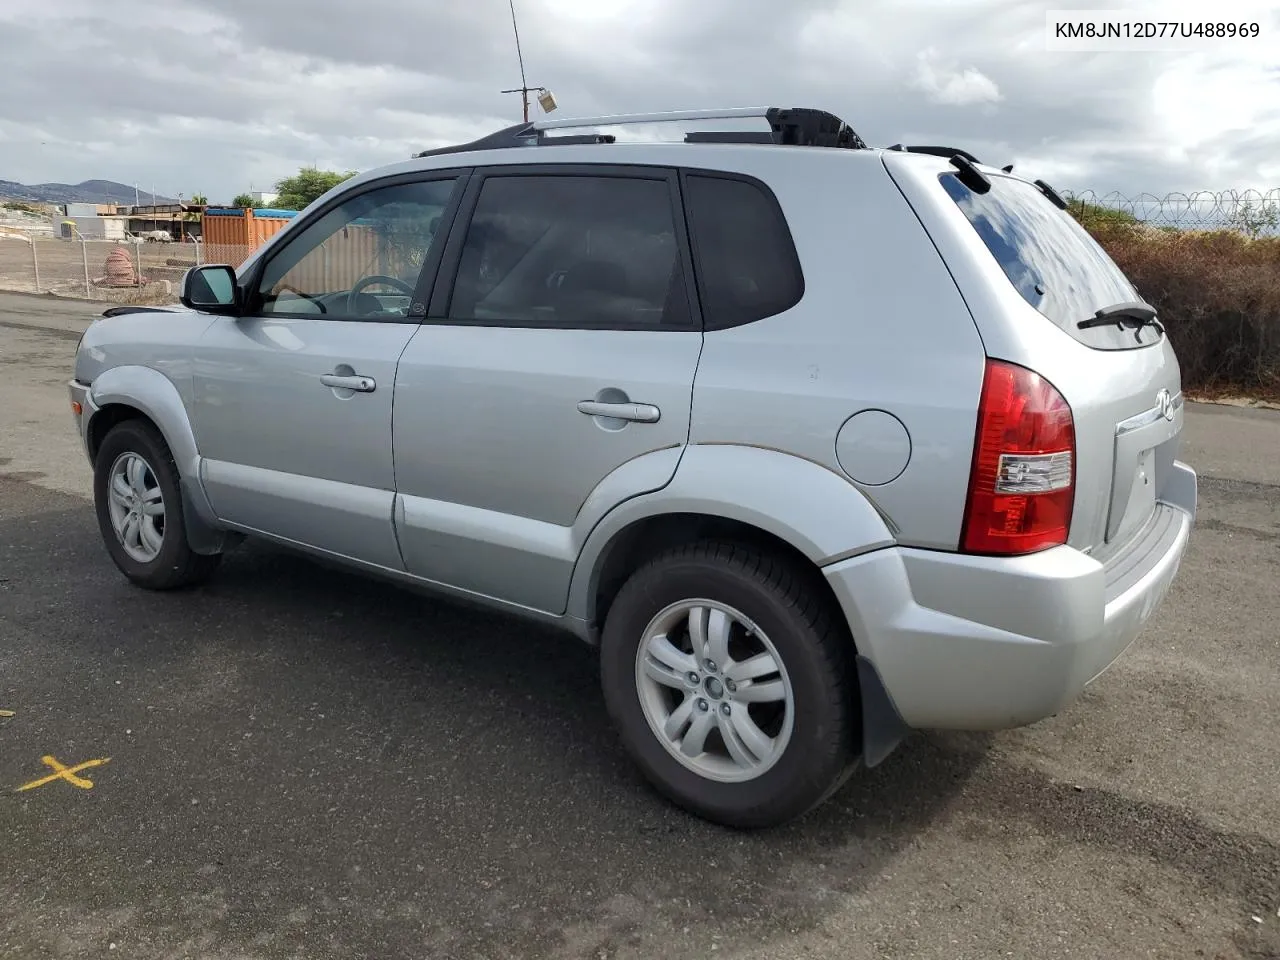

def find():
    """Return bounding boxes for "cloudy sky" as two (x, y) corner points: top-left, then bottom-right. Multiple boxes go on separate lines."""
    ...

(1, 0), (1277, 203)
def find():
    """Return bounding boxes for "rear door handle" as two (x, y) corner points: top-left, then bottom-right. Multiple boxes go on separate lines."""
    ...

(577, 400), (661, 423)
(320, 373), (376, 393)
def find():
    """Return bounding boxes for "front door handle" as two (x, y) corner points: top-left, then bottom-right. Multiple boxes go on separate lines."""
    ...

(320, 373), (376, 393)
(576, 400), (661, 423)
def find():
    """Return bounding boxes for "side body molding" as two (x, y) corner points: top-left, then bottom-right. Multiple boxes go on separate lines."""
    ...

(87, 365), (226, 554)
(566, 443), (898, 625)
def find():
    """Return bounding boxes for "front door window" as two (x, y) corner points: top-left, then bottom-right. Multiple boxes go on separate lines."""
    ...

(254, 178), (458, 319)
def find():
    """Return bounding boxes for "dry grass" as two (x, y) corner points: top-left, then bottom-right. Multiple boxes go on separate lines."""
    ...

(1086, 221), (1280, 399)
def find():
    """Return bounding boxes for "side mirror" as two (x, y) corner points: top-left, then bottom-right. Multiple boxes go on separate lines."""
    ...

(180, 265), (241, 313)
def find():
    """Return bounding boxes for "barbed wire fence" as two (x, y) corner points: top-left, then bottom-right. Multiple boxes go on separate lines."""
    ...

(2, 188), (1280, 303)
(1062, 188), (1280, 236)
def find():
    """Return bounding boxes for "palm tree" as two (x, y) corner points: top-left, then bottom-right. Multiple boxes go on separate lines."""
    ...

(181, 193), (209, 242)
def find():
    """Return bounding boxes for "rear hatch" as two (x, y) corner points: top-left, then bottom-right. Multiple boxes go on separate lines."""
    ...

(885, 155), (1184, 557)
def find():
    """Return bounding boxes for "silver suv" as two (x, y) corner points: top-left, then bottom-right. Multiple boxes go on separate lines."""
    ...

(68, 107), (1197, 828)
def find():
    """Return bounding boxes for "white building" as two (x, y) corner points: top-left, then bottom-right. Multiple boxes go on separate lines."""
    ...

(59, 216), (126, 241)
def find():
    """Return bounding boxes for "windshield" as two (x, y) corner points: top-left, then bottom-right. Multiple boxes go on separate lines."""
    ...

(940, 172), (1146, 340)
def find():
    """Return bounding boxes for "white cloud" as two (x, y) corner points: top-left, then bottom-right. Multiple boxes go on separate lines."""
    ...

(911, 48), (1003, 106)
(0, 0), (1277, 201)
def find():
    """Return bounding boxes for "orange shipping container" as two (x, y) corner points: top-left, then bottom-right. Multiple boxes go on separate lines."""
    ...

(202, 207), (297, 270)
(202, 208), (421, 296)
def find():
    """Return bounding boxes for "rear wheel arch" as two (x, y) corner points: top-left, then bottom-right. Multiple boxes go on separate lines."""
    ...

(599, 537), (861, 827)
(584, 510), (913, 788)
(569, 446), (911, 784)
(568, 444), (896, 630)
(588, 512), (851, 646)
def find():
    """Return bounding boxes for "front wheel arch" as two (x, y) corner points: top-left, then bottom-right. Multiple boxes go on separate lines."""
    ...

(86, 402), (148, 464)
(84, 396), (227, 557)
(92, 418), (221, 589)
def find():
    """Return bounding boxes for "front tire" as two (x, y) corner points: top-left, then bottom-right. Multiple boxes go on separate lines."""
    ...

(93, 419), (221, 590)
(600, 541), (859, 829)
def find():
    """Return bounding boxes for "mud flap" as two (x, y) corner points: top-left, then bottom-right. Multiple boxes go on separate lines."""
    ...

(856, 654), (912, 768)
(180, 476), (237, 555)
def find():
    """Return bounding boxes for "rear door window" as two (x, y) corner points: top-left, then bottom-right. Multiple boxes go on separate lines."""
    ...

(446, 173), (692, 329)
(940, 173), (1156, 348)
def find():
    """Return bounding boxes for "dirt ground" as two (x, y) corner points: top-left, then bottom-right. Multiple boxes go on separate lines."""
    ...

(0, 237), (190, 302)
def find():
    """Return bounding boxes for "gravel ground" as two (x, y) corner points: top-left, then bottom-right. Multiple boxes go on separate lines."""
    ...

(1, 292), (1277, 960)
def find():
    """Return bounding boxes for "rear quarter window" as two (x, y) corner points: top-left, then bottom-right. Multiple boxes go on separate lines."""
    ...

(940, 173), (1156, 348)
(683, 173), (804, 330)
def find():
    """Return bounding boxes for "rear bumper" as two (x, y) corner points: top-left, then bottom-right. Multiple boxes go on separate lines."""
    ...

(826, 461), (1197, 730)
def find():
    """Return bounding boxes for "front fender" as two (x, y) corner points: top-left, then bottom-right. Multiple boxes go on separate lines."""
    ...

(565, 444), (897, 623)
(89, 366), (200, 476)
(87, 365), (225, 554)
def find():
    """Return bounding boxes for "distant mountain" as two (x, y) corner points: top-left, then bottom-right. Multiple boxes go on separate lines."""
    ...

(0, 178), (176, 205)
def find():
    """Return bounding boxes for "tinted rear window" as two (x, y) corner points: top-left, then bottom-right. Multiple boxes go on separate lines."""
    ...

(940, 173), (1143, 335)
(684, 174), (803, 330)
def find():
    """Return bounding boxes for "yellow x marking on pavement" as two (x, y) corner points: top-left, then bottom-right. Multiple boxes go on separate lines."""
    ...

(16, 755), (111, 792)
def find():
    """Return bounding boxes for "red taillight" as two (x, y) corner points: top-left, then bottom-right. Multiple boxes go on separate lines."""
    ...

(961, 359), (1075, 555)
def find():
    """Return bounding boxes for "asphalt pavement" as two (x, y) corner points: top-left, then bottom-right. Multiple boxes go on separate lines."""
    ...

(1, 292), (1278, 960)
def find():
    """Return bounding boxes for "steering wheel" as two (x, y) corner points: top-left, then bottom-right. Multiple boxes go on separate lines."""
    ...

(346, 275), (416, 315)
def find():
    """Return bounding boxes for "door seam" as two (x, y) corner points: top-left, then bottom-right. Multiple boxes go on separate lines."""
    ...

(388, 324), (426, 570)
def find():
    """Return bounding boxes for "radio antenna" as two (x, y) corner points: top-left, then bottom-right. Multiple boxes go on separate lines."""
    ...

(500, 0), (557, 122)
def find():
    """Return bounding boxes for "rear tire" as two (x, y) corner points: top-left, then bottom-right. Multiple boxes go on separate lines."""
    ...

(93, 419), (221, 590)
(600, 541), (858, 829)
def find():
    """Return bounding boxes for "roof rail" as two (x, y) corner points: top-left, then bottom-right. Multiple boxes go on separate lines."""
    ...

(414, 106), (867, 158)
(887, 143), (983, 165)
(533, 106), (777, 130)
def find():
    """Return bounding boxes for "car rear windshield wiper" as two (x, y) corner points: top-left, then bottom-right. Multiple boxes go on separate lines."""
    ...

(1077, 301), (1164, 336)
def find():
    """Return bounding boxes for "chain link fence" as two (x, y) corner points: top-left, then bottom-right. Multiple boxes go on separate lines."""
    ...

(0, 234), (207, 304)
